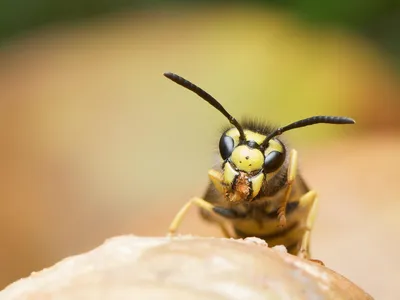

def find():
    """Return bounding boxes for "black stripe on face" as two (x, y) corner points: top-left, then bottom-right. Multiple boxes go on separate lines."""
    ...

(231, 173), (239, 190)
(246, 180), (254, 201)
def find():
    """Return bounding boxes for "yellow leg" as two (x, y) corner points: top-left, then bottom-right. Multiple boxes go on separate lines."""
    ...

(296, 190), (318, 259)
(278, 149), (298, 227)
(168, 197), (231, 237)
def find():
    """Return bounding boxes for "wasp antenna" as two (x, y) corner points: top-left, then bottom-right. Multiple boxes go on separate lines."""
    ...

(164, 72), (246, 141)
(261, 116), (356, 147)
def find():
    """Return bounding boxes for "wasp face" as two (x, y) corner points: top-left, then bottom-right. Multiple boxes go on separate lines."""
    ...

(219, 128), (286, 202)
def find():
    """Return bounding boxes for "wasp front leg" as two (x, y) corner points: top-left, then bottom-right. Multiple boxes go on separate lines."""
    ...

(168, 197), (225, 236)
(297, 190), (318, 260)
(168, 169), (233, 237)
(168, 197), (234, 238)
(278, 149), (298, 227)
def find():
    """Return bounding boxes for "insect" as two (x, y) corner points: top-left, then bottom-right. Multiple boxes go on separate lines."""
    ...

(164, 72), (355, 259)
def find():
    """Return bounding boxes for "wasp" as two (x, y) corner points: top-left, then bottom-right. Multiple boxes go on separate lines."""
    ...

(164, 72), (355, 259)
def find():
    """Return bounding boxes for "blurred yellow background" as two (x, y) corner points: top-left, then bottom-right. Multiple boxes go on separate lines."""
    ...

(0, 2), (399, 299)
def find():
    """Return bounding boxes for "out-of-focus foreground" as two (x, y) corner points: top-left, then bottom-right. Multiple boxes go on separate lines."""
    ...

(0, 3), (399, 299)
(0, 236), (373, 300)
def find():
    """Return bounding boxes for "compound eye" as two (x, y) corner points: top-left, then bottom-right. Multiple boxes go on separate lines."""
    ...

(264, 151), (285, 173)
(219, 135), (235, 160)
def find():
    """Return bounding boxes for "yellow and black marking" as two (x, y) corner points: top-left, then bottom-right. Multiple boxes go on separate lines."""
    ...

(164, 72), (355, 260)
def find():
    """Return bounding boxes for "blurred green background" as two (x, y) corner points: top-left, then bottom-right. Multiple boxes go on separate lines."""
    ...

(0, 0), (399, 299)
(1, 0), (399, 67)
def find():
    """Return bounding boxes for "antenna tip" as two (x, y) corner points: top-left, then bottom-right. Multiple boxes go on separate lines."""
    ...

(330, 116), (356, 124)
(163, 72), (174, 79)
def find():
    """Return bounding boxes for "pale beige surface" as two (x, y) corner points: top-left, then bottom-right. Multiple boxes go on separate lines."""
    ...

(0, 236), (372, 300)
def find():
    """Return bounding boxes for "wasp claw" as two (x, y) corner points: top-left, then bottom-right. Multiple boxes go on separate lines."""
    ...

(167, 232), (176, 238)
(278, 214), (287, 227)
(310, 259), (325, 266)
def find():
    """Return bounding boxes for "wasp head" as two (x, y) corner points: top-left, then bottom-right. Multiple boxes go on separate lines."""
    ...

(219, 128), (285, 202)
